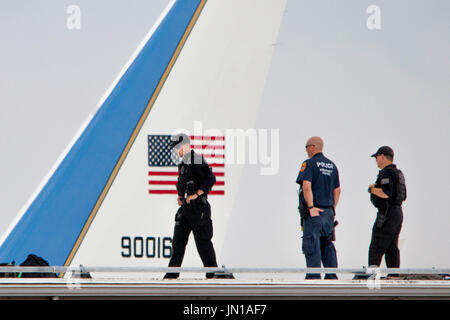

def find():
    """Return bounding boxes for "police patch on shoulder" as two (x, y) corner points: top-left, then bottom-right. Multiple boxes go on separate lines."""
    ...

(381, 178), (390, 184)
(300, 162), (307, 172)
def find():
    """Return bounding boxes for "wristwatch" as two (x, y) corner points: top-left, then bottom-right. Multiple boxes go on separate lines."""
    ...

(308, 206), (314, 209)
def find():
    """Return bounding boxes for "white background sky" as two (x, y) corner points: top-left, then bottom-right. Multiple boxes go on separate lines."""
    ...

(0, 0), (449, 268)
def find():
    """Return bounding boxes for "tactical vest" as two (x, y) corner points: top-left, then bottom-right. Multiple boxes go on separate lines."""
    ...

(177, 162), (195, 197)
(177, 151), (205, 197)
(388, 167), (407, 205)
(378, 167), (407, 206)
(370, 166), (406, 208)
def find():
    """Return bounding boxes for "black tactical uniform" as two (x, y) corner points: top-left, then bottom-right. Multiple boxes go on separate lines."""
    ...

(368, 149), (407, 269)
(164, 149), (218, 279)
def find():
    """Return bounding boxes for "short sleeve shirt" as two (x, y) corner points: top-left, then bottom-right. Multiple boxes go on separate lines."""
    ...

(376, 164), (397, 198)
(296, 153), (340, 207)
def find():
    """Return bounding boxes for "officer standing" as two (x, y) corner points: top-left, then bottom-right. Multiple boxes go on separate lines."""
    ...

(367, 146), (406, 271)
(296, 137), (341, 280)
(163, 133), (219, 280)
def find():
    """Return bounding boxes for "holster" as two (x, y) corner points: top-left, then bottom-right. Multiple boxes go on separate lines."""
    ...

(320, 220), (339, 248)
(298, 200), (309, 226)
(298, 208), (306, 229)
(375, 203), (389, 229)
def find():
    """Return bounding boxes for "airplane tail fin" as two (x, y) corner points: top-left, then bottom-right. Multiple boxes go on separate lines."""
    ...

(0, 0), (286, 270)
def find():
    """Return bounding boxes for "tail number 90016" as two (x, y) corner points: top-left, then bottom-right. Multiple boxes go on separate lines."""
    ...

(121, 236), (172, 259)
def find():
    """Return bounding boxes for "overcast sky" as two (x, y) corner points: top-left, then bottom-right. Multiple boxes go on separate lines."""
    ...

(1, 0), (449, 267)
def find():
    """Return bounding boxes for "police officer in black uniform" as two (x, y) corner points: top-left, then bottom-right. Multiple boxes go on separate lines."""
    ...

(163, 133), (219, 279)
(296, 137), (341, 280)
(368, 146), (406, 271)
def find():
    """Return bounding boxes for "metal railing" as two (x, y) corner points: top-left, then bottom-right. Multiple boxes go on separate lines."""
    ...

(0, 266), (449, 275)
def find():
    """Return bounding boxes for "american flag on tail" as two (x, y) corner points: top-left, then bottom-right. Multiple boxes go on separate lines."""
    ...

(148, 135), (225, 195)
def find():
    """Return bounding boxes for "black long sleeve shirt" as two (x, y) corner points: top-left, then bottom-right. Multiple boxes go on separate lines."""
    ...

(179, 150), (216, 194)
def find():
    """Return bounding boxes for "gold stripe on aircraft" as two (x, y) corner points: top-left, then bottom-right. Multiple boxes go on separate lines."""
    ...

(60, 0), (208, 276)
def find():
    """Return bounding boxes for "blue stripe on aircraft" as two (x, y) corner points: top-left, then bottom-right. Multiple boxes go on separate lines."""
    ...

(0, 0), (202, 266)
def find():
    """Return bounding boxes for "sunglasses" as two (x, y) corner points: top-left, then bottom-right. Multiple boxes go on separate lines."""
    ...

(305, 144), (315, 149)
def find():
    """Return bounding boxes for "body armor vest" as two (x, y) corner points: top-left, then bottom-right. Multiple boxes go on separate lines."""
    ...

(387, 167), (407, 205)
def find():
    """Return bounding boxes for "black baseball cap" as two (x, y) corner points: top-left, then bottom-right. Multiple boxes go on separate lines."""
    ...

(371, 146), (394, 158)
(169, 133), (190, 149)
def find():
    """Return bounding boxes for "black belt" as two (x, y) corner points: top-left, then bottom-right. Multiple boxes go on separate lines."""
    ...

(315, 205), (334, 210)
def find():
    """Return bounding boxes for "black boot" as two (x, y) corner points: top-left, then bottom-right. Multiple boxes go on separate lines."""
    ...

(163, 272), (179, 280)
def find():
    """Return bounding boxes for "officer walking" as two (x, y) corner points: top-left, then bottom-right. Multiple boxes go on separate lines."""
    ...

(296, 137), (341, 280)
(367, 146), (406, 272)
(163, 133), (219, 280)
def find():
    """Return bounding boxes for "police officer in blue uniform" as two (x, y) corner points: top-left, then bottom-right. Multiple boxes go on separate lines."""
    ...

(368, 146), (406, 271)
(296, 137), (341, 280)
(163, 133), (219, 280)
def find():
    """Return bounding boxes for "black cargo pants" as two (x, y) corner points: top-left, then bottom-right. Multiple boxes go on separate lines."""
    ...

(165, 198), (217, 279)
(368, 206), (403, 269)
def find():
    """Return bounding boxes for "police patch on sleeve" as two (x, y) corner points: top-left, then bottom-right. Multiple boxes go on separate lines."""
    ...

(300, 161), (307, 173)
(381, 178), (390, 184)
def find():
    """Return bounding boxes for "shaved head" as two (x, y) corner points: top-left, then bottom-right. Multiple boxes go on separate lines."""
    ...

(307, 136), (324, 151)
(305, 136), (324, 158)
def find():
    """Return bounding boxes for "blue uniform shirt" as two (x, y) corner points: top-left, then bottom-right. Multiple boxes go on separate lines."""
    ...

(296, 153), (340, 207)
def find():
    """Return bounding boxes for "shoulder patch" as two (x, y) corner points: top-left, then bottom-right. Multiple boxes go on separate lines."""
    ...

(300, 161), (307, 173)
(381, 178), (390, 184)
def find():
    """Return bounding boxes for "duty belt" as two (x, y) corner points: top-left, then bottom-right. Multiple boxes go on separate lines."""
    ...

(315, 205), (334, 210)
